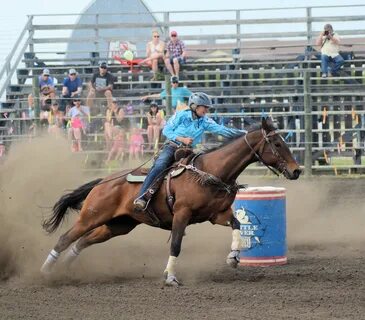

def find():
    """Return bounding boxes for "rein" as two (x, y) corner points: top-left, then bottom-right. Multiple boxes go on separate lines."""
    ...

(244, 128), (288, 177)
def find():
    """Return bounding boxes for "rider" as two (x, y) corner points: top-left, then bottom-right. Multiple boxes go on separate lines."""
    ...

(134, 92), (245, 211)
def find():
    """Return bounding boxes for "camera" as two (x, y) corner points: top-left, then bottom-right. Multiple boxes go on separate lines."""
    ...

(324, 30), (329, 35)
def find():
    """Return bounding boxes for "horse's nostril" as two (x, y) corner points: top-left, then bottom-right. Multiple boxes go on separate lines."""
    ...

(293, 169), (301, 179)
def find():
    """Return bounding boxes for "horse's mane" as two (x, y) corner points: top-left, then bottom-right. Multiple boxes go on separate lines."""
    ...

(203, 120), (276, 154)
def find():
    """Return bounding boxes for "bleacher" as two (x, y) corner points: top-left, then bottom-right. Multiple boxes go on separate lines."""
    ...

(1, 6), (365, 174)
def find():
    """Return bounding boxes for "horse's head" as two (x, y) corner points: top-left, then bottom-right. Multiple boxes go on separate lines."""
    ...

(246, 118), (301, 180)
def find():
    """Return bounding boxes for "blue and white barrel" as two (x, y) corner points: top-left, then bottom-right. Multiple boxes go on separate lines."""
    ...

(233, 187), (287, 266)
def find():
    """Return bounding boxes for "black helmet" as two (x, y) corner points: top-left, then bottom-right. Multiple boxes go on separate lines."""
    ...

(188, 92), (212, 111)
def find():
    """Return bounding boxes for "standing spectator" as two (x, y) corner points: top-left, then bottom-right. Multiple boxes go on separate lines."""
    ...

(164, 30), (187, 77)
(315, 24), (344, 78)
(140, 30), (165, 80)
(146, 102), (163, 150)
(106, 130), (125, 162)
(104, 98), (125, 150)
(61, 68), (83, 114)
(38, 68), (56, 110)
(48, 102), (64, 135)
(86, 61), (115, 109)
(67, 97), (90, 152)
(141, 76), (192, 112)
(129, 126), (144, 162)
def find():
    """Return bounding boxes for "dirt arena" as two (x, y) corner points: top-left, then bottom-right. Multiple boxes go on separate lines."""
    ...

(0, 137), (364, 320)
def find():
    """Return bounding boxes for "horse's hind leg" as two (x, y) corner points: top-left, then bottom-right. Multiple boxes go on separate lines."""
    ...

(63, 216), (140, 267)
(41, 206), (116, 274)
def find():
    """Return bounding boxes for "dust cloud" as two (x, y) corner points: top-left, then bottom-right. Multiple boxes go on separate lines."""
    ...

(0, 137), (364, 283)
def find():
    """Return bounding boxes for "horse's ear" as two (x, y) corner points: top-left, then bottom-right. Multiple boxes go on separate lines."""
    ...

(261, 117), (273, 133)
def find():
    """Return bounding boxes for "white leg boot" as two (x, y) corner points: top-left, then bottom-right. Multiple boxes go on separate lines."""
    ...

(226, 229), (242, 268)
(40, 249), (60, 274)
(62, 244), (80, 267)
(163, 256), (180, 286)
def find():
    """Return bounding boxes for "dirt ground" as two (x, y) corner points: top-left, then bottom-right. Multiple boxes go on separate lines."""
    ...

(0, 137), (364, 320)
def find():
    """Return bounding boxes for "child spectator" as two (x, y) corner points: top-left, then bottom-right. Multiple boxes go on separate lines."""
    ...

(104, 98), (125, 150)
(146, 102), (163, 150)
(106, 130), (125, 162)
(48, 102), (64, 135)
(129, 126), (144, 162)
(67, 96), (90, 152)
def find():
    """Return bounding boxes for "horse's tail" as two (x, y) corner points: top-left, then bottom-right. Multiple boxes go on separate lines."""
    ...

(42, 178), (103, 234)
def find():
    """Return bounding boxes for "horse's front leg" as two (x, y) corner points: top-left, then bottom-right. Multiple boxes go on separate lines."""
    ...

(163, 208), (191, 286)
(210, 208), (242, 268)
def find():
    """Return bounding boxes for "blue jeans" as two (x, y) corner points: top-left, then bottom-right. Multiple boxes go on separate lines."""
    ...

(137, 144), (176, 198)
(321, 54), (344, 75)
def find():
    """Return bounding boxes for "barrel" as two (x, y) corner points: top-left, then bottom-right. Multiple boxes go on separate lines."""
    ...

(233, 186), (287, 266)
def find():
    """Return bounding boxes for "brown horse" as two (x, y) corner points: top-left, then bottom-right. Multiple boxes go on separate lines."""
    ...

(41, 118), (301, 286)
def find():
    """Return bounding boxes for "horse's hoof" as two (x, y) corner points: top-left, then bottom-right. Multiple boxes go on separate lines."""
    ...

(226, 250), (240, 268)
(165, 275), (180, 287)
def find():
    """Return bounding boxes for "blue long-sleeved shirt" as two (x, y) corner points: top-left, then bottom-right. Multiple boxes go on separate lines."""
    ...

(162, 109), (245, 147)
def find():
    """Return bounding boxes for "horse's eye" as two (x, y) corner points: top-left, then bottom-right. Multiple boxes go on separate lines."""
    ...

(274, 143), (281, 148)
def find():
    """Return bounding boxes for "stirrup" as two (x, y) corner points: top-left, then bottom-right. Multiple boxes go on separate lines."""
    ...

(133, 198), (148, 211)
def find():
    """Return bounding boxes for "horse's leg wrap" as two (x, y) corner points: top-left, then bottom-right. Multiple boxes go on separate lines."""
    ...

(40, 249), (60, 274)
(164, 255), (177, 278)
(227, 217), (242, 268)
(62, 244), (81, 267)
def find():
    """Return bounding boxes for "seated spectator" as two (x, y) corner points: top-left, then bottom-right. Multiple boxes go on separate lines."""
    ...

(48, 102), (64, 135)
(67, 96), (90, 152)
(61, 68), (83, 115)
(164, 31), (187, 77)
(86, 61), (115, 110)
(104, 98), (125, 150)
(141, 76), (192, 112)
(315, 23), (344, 78)
(146, 102), (163, 150)
(106, 130), (125, 162)
(39, 68), (56, 110)
(129, 126), (144, 162)
(140, 30), (165, 80)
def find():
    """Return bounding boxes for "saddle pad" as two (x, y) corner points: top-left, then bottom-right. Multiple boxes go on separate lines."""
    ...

(126, 167), (186, 183)
(126, 174), (146, 183)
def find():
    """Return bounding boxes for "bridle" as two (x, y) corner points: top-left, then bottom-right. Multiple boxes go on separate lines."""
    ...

(244, 128), (289, 177)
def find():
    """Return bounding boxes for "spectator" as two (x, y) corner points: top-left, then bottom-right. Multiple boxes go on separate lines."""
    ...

(48, 102), (64, 135)
(164, 30), (187, 77)
(141, 76), (192, 112)
(140, 30), (165, 80)
(129, 126), (144, 162)
(315, 24), (344, 78)
(146, 102), (163, 150)
(106, 130), (125, 162)
(104, 98), (126, 150)
(61, 68), (83, 114)
(67, 96), (90, 152)
(86, 61), (115, 109)
(38, 68), (56, 113)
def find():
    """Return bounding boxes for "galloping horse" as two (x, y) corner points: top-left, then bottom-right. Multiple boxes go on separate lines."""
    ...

(41, 118), (301, 286)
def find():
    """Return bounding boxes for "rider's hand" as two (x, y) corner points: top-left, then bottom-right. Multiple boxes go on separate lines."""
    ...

(179, 137), (193, 146)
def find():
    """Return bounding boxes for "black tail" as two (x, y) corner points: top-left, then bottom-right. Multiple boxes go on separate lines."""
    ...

(42, 178), (103, 234)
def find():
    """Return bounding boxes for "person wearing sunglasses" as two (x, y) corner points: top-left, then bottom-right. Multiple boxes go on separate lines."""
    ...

(141, 76), (192, 112)
(38, 68), (56, 110)
(87, 61), (115, 110)
(140, 30), (165, 80)
(61, 68), (83, 116)
(164, 30), (187, 77)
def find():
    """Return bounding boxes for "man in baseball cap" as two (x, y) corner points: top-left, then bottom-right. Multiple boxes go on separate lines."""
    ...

(164, 30), (187, 77)
(61, 68), (83, 114)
